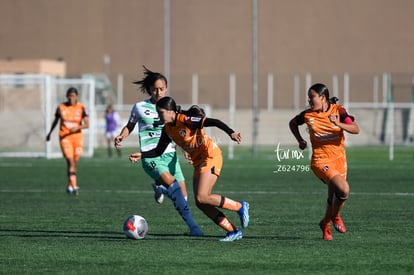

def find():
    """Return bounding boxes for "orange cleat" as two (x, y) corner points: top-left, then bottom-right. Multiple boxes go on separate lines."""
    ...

(332, 215), (347, 233)
(319, 220), (333, 241)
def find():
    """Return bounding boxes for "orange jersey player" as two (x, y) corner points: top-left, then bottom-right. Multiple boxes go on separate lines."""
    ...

(289, 83), (359, 240)
(163, 113), (218, 169)
(129, 97), (250, 242)
(46, 87), (89, 195)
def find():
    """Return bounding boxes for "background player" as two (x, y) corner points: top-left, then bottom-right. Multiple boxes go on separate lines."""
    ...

(104, 104), (122, 158)
(46, 87), (89, 195)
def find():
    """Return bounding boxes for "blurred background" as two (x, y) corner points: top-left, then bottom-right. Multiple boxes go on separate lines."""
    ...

(0, 0), (413, 157)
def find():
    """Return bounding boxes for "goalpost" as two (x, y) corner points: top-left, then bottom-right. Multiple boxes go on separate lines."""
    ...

(0, 74), (96, 158)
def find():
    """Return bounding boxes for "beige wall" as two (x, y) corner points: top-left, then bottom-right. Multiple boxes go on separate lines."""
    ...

(1, 0), (413, 107)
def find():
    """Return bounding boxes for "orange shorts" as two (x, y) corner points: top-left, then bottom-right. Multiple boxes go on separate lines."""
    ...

(193, 150), (223, 178)
(60, 133), (83, 160)
(311, 155), (347, 184)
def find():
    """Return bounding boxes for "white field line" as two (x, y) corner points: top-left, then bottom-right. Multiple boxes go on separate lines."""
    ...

(0, 189), (412, 196)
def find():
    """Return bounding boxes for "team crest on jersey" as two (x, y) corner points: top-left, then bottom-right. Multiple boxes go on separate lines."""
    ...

(179, 129), (187, 137)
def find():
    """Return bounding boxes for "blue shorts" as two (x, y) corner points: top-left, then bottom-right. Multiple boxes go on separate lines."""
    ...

(141, 152), (185, 182)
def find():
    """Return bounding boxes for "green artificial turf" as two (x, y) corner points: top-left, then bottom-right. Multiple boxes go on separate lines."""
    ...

(0, 146), (413, 274)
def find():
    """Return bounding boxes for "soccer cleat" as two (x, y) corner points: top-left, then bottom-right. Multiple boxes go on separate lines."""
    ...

(66, 185), (79, 196)
(219, 229), (243, 242)
(237, 201), (250, 228)
(151, 181), (164, 204)
(332, 215), (347, 233)
(189, 226), (204, 237)
(319, 220), (333, 241)
(66, 186), (74, 194)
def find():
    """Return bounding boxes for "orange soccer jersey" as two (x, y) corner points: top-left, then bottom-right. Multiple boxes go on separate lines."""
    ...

(295, 104), (354, 182)
(58, 102), (87, 139)
(163, 113), (221, 170)
(296, 104), (353, 161)
(58, 102), (88, 160)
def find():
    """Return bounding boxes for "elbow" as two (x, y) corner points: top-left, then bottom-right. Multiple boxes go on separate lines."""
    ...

(353, 123), (360, 134)
(349, 126), (360, 134)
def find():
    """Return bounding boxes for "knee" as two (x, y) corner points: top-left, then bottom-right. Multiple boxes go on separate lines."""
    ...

(195, 193), (209, 205)
(335, 188), (349, 201)
(331, 176), (350, 201)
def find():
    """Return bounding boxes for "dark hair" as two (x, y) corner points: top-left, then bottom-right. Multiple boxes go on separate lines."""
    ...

(156, 96), (178, 111)
(156, 97), (205, 117)
(66, 87), (78, 97)
(308, 83), (339, 104)
(133, 65), (168, 96)
(105, 104), (113, 113)
(184, 105), (206, 117)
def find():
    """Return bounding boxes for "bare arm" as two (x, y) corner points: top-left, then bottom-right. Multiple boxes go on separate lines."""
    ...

(329, 115), (360, 134)
(114, 121), (136, 148)
(70, 114), (89, 133)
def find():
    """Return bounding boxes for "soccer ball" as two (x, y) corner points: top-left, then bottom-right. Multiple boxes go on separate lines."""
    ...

(123, 215), (148, 240)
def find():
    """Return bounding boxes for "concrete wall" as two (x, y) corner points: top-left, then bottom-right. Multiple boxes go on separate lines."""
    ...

(1, 0), (414, 108)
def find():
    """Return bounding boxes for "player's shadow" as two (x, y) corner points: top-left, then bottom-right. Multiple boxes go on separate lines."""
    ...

(0, 229), (305, 241)
(0, 228), (125, 240)
(147, 233), (302, 241)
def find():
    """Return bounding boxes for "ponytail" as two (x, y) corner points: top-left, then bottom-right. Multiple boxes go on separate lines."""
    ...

(176, 105), (182, 114)
(183, 105), (206, 117)
(329, 97), (339, 104)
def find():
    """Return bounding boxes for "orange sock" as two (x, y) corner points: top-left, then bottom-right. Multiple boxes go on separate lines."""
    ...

(220, 197), (242, 211)
(218, 217), (238, 232)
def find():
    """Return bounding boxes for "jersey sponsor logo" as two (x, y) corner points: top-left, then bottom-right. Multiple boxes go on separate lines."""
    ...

(153, 120), (164, 127)
(144, 109), (158, 117)
(314, 133), (340, 141)
(63, 121), (79, 128)
(190, 117), (202, 122)
(148, 132), (161, 138)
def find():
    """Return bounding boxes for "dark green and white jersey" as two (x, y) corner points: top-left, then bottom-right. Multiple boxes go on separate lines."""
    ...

(128, 99), (176, 153)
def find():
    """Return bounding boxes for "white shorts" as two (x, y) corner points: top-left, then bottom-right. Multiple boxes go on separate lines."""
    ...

(105, 130), (117, 139)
